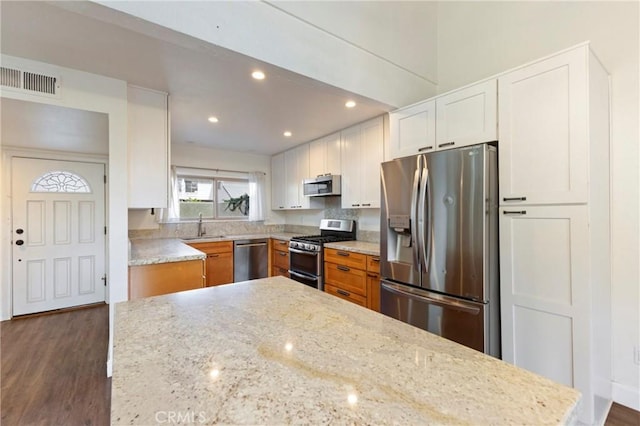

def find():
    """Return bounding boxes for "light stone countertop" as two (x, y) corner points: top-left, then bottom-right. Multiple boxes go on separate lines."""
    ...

(111, 276), (580, 425)
(128, 238), (206, 266)
(324, 240), (380, 256)
(129, 233), (300, 266)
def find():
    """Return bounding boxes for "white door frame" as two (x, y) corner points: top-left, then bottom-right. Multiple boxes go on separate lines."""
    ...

(1, 147), (109, 318)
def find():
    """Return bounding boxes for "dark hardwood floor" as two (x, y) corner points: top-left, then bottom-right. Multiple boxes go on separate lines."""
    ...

(0, 303), (638, 425)
(607, 402), (640, 426)
(1, 304), (110, 425)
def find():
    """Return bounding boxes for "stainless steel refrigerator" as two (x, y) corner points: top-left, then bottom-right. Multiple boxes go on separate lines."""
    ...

(380, 143), (500, 357)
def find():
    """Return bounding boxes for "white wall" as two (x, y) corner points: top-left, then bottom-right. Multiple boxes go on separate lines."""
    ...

(96, 0), (437, 108)
(0, 55), (129, 376)
(436, 1), (640, 409)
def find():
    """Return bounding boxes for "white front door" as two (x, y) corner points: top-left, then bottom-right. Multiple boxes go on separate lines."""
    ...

(11, 157), (106, 316)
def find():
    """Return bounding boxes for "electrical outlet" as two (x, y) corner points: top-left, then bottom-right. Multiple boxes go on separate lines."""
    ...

(634, 346), (640, 366)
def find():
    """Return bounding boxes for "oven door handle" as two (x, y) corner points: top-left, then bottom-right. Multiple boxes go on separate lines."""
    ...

(288, 270), (319, 281)
(289, 247), (320, 256)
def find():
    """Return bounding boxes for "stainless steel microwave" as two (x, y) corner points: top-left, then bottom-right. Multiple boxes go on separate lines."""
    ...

(303, 175), (341, 197)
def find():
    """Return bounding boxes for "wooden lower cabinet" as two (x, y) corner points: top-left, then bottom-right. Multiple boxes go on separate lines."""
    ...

(324, 248), (380, 312)
(188, 241), (234, 286)
(270, 238), (290, 278)
(129, 259), (205, 300)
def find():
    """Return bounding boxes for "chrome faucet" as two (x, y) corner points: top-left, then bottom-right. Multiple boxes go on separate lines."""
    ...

(197, 213), (206, 237)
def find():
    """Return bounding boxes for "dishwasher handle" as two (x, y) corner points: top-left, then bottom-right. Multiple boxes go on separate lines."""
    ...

(234, 242), (267, 248)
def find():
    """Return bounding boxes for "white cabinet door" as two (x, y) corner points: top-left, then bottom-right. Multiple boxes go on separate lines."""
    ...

(341, 116), (384, 209)
(498, 48), (588, 205)
(388, 99), (436, 159)
(500, 205), (589, 394)
(359, 118), (384, 208)
(308, 138), (326, 179)
(340, 125), (360, 208)
(435, 79), (497, 150)
(284, 149), (299, 209)
(127, 85), (169, 208)
(271, 153), (286, 210)
(296, 144), (311, 209)
(309, 132), (341, 177)
(324, 132), (342, 176)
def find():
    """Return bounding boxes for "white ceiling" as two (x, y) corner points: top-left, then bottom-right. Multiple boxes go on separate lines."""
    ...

(0, 1), (391, 155)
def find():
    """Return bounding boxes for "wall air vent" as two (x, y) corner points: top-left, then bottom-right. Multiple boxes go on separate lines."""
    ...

(1, 67), (21, 88)
(0, 66), (60, 97)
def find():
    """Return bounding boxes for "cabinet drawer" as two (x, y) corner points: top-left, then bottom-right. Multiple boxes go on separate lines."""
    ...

(324, 262), (366, 296)
(324, 248), (367, 270)
(189, 241), (233, 254)
(273, 249), (289, 270)
(367, 255), (380, 273)
(272, 238), (289, 252)
(325, 284), (367, 307)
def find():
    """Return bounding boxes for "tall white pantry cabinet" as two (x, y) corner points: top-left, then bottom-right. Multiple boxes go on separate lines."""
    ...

(498, 44), (611, 425)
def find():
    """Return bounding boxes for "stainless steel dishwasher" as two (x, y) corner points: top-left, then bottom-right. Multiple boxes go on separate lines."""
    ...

(233, 239), (268, 282)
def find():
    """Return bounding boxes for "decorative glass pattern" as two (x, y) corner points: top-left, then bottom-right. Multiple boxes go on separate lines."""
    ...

(31, 171), (91, 193)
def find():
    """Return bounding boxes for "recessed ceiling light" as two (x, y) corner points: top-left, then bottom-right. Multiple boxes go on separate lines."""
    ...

(208, 116), (219, 123)
(345, 100), (357, 108)
(283, 131), (292, 137)
(252, 70), (265, 80)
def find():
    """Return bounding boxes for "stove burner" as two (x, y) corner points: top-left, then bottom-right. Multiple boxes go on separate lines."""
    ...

(290, 235), (354, 244)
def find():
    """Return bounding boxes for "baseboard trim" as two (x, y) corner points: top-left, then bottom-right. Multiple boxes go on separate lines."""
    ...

(612, 382), (640, 411)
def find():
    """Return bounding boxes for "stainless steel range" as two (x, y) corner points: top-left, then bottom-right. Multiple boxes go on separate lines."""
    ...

(288, 219), (356, 291)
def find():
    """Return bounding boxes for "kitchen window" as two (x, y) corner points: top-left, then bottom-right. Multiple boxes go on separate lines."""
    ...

(177, 175), (250, 220)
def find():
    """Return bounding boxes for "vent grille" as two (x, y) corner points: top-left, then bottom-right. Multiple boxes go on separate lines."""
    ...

(23, 71), (57, 94)
(1, 66), (59, 96)
(1, 67), (21, 88)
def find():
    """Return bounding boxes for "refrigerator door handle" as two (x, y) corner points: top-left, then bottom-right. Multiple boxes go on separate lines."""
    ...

(410, 156), (422, 269)
(418, 166), (430, 273)
(381, 282), (481, 315)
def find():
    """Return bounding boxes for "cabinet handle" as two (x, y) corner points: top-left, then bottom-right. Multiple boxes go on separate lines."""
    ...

(371, 257), (380, 263)
(279, 241), (287, 245)
(367, 273), (378, 278)
(418, 146), (433, 152)
(503, 210), (527, 215)
(279, 252), (287, 256)
(351, 204), (360, 207)
(362, 203), (371, 207)
(337, 251), (350, 257)
(279, 206), (285, 209)
(337, 289), (350, 297)
(439, 141), (455, 148)
(337, 265), (350, 272)
(209, 254), (219, 257)
(503, 196), (527, 202)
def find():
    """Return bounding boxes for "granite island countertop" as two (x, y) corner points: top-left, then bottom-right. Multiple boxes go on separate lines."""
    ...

(112, 276), (580, 425)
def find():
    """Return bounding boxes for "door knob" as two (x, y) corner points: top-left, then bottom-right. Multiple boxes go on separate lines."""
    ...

(15, 240), (24, 246)
(16, 229), (24, 234)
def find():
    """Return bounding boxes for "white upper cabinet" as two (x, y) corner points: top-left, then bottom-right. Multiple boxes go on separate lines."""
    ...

(127, 85), (170, 208)
(341, 116), (384, 209)
(271, 153), (286, 210)
(272, 143), (325, 211)
(388, 99), (436, 158)
(435, 79), (497, 150)
(309, 132), (341, 178)
(498, 48), (588, 205)
(388, 79), (497, 160)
